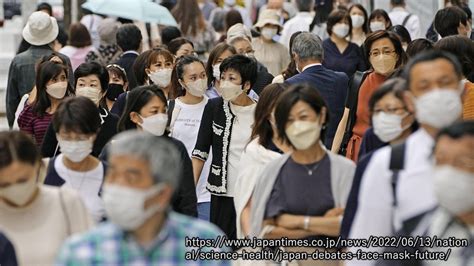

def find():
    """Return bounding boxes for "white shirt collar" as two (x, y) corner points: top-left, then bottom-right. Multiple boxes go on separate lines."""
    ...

(392, 7), (406, 12)
(302, 63), (322, 72)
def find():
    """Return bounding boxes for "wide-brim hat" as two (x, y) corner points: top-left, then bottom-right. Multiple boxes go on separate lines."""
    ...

(22, 11), (59, 46)
(254, 9), (282, 31)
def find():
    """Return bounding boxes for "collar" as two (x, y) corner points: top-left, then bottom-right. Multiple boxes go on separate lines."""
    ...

(296, 11), (313, 17)
(123, 210), (173, 251)
(392, 7), (406, 12)
(123, 50), (139, 56)
(302, 63), (322, 72)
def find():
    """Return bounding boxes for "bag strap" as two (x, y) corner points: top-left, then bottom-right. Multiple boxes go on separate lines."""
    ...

(402, 13), (412, 27)
(389, 142), (406, 231)
(167, 99), (175, 128)
(58, 188), (72, 236)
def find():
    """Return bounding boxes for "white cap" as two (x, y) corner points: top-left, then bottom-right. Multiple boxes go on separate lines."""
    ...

(22, 11), (59, 46)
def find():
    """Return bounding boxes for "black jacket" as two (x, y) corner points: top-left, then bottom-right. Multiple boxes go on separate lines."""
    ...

(41, 108), (119, 158)
(115, 52), (138, 90)
(192, 97), (237, 195)
(0, 232), (17, 266)
(100, 135), (198, 217)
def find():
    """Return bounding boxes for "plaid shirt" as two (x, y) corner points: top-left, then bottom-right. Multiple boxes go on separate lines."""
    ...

(56, 211), (231, 265)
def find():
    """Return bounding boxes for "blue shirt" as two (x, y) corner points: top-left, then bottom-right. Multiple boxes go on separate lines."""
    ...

(322, 38), (367, 78)
(56, 211), (230, 265)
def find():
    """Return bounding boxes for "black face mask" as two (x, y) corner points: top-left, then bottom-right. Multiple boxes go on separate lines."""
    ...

(105, 83), (124, 101)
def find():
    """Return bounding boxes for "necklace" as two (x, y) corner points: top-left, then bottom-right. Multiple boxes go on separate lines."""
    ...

(301, 160), (322, 176)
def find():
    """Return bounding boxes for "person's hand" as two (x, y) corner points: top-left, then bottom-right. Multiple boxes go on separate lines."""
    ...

(324, 207), (344, 217)
(276, 214), (302, 229)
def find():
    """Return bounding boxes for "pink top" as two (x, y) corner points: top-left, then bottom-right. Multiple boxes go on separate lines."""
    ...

(59, 46), (94, 70)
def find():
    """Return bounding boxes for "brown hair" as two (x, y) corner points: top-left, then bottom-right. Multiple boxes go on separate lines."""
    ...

(326, 9), (352, 37)
(69, 22), (92, 48)
(364, 30), (408, 70)
(172, 0), (206, 36)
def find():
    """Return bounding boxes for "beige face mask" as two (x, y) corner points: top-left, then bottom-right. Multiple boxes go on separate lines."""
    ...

(0, 177), (37, 206)
(371, 54), (397, 75)
(285, 120), (322, 150)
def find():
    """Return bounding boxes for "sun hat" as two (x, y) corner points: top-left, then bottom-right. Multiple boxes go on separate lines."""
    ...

(254, 9), (282, 31)
(226, 23), (252, 44)
(22, 11), (59, 46)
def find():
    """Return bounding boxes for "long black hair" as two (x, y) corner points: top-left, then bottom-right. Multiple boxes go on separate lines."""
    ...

(169, 55), (205, 99)
(33, 61), (74, 117)
(117, 85), (168, 132)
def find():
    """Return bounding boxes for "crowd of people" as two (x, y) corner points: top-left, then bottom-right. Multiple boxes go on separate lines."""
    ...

(0, 0), (473, 265)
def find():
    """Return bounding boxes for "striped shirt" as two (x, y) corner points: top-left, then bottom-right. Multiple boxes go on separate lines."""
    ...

(17, 104), (52, 148)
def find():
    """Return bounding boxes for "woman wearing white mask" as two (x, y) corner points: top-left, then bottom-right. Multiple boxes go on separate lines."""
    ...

(192, 54), (258, 240)
(252, 9), (290, 77)
(144, 48), (175, 97)
(168, 56), (212, 221)
(348, 4), (369, 46)
(368, 9), (392, 33)
(0, 131), (92, 265)
(322, 9), (367, 78)
(18, 61), (74, 148)
(249, 84), (355, 265)
(332, 30), (407, 162)
(44, 97), (106, 222)
(205, 43), (237, 98)
(41, 62), (119, 158)
(113, 85), (198, 217)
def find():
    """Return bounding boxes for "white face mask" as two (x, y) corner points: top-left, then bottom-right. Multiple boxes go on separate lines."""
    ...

(213, 64), (221, 80)
(57, 138), (93, 163)
(148, 68), (173, 88)
(46, 81), (68, 99)
(220, 80), (244, 101)
(76, 86), (102, 106)
(103, 184), (165, 230)
(0, 177), (37, 206)
(415, 89), (462, 129)
(370, 21), (386, 32)
(285, 120), (321, 150)
(261, 27), (278, 40)
(434, 165), (474, 215)
(139, 113), (168, 136)
(351, 15), (365, 28)
(184, 78), (208, 97)
(372, 112), (411, 142)
(332, 23), (350, 38)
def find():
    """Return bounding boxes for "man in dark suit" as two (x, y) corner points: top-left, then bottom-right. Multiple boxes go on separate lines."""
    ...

(285, 32), (349, 148)
(115, 24), (142, 90)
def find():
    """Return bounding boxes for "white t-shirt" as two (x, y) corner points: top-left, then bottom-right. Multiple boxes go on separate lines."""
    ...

(171, 97), (211, 203)
(226, 102), (256, 197)
(55, 154), (105, 222)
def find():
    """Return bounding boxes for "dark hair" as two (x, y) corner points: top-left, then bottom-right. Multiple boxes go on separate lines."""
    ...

(295, 0), (313, 13)
(369, 9), (392, 30)
(348, 4), (369, 34)
(309, 1), (333, 31)
(364, 30), (408, 69)
(390, 0), (405, 6)
(281, 31), (303, 80)
(225, 10), (244, 31)
(274, 84), (329, 147)
(167, 37), (194, 56)
(220, 54), (258, 89)
(368, 78), (407, 113)
(74, 62), (109, 108)
(406, 38), (434, 58)
(52, 96), (101, 134)
(133, 50), (154, 87)
(161, 26), (182, 46)
(434, 6), (468, 38)
(251, 83), (287, 148)
(118, 85), (168, 132)
(388, 25), (411, 44)
(107, 64), (128, 84)
(436, 120), (474, 142)
(172, 0), (206, 36)
(326, 9), (352, 37)
(0, 131), (40, 170)
(116, 24), (142, 52)
(68, 22), (92, 48)
(37, 2), (52, 16)
(169, 55), (205, 99)
(206, 43), (237, 86)
(33, 61), (74, 117)
(434, 35), (474, 77)
(36, 52), (67, 73)
(402, 50), (463, 85)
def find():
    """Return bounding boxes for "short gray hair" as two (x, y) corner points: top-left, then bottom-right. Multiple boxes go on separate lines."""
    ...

(291, 32), (324, 61)
(109, 131), (182, 188)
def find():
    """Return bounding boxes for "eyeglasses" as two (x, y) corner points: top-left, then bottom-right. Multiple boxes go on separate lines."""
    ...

(369, 49), (396, 57)
(373, 107), (406, 115)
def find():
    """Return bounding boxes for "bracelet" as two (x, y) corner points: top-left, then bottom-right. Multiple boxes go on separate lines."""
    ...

(303, 216), (310, 230)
